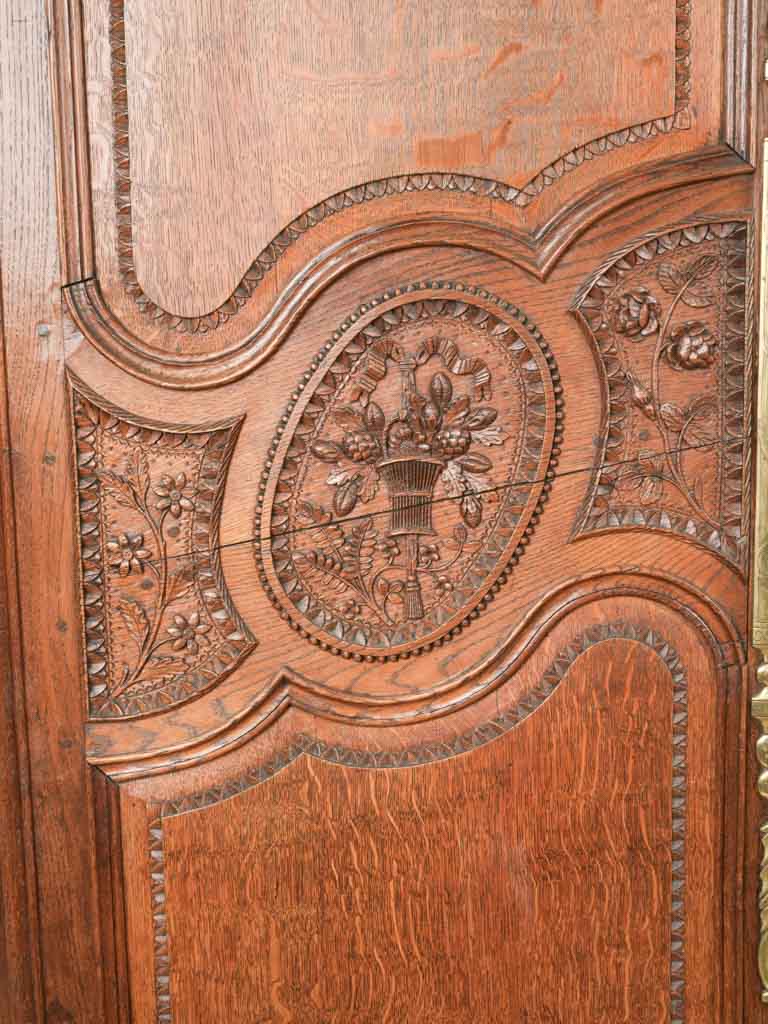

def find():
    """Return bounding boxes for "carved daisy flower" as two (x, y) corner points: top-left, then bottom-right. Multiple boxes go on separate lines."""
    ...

(107, 532), (151, 576)
(154, 473), (196, 518)
(167, 612), (210, 655)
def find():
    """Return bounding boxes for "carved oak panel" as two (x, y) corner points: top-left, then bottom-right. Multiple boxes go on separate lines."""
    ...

(141, 622), (690, 1024)
(571, 220), (750, 570)
(69, 376), (256, 718)
(257, 283), (561, 659)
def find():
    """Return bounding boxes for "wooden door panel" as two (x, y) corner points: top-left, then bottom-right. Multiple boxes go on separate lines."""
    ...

(62, 0), (748, 385)
(1, 0), (760, 1021)
(110, 594), (741, 1023)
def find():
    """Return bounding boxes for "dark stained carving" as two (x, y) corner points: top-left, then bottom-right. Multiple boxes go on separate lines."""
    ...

(255, 282), (562, 660)
(571, 220), (750, 571)
(147, 620), (688, 1024)
(108, 0), (692, 336)
(69, 375), (256, 718)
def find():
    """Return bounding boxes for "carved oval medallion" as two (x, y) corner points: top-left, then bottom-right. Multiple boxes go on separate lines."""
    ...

(256, 282), (562, 659)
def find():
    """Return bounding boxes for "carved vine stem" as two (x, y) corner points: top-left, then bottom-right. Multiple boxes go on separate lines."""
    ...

(649, 270), (720, 533)
(109, 494), (170, 700)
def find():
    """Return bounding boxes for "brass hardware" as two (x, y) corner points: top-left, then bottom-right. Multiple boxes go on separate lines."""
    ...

(753, 136), (768, 1002)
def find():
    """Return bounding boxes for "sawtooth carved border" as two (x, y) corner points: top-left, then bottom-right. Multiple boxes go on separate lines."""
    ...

(146, 620), (688, 1023)
(109, 0), (692, 336)
(69, 374), (256, 718)
(571, 219), (751, 572)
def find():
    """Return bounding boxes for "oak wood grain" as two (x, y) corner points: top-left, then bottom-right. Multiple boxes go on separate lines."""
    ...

(1, 1), (762, 1020)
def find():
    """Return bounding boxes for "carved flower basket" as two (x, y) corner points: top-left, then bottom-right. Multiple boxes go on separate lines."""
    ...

(376, 455), (444, 536)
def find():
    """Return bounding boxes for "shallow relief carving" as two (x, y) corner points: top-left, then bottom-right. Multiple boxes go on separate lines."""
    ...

(69, 376), (256, 718)
(255, 282), (562, 660)
(571, 221), (750, 571)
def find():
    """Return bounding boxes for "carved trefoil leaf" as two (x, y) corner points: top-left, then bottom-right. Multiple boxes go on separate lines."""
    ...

(571, 221), (750, 571)
(69, 375), (256, 718)
(256, 281), (563, 660)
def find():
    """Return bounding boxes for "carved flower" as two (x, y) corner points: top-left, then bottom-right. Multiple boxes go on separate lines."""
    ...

(107, 532), (151, 576)
(615, 288), (661, 338)
(376, 536), (400, 561)
(154, 473), (196, 518)
(167, 611), (210, 654)
(665, 321), (717, 371)
(435, 575), (454, 595)
(418, 542), (441, 567)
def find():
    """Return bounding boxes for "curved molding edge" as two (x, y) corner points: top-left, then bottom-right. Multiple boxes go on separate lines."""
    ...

(92, 568), (743, 779)
(64, 145), (751, 390)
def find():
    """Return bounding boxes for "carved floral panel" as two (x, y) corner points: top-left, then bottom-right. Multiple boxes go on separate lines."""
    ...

(69, 377), (256, 718)
(256, 282), (562, 660)
(572, 221), (750, 570)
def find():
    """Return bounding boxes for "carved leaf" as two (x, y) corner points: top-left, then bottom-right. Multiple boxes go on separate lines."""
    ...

(456, 453), (492, 474)
(453, 524), (468, 545)
(462, 470), (491, 494)
(469, 426), (508, 446)
(166, 568), (196, 605)
(310, 440), (342, 463)
(358, 466), (379, 504)
(687, 254), (719, 282)
(95, 469), (138, 508)
(443, 396), (469, 425)
(333, 476), (361, 516)
(293, 555), (351, 595)
(464, 408), (498, 431)
(657, 263), (684, 295)
(659, 402), (685, 433)
(441, 461), (466, 497)
(460, 494), (483, 528)
(429, 372), (453, 410)
(116, 599), (149, 649)
(345, 518), (376, 576)
(680, 284), (715, 309)
(132, 450), (151, 500)
(327, 468), (354, 486)
(297, 501), (346, 550)
(365, 401), (385, 433)
(332, 404), (367, 431)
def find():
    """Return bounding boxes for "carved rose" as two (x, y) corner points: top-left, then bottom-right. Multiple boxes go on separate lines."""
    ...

(107, 532), (151, 576)
(665, 321), (717, 370)
(167, 612), (210, 655)
(615, 288), (661, 338)
(153, 473), (197, 518)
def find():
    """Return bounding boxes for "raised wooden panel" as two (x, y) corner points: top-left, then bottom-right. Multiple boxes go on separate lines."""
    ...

(53, 0), (750, 388)
(113, 598), (741, 1023)
(117, 0), (677, 315)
